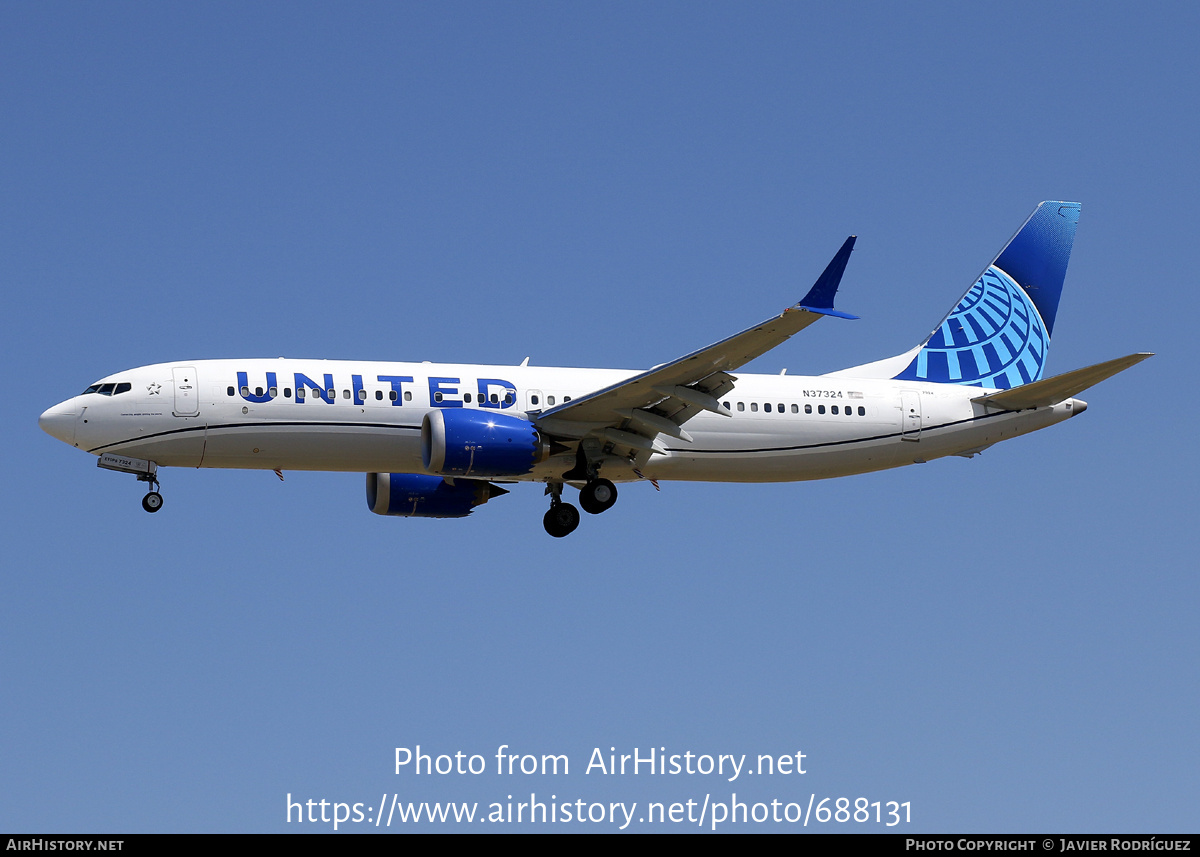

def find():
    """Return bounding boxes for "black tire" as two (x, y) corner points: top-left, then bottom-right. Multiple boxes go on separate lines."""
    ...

(579, 478), (618, 514)
(543, 502), (580, 537)
(142, 492), (163, 513)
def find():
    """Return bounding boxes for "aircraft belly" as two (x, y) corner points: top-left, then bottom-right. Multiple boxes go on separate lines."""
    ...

(645, 421), (905, 482)
(648, 439), (903, 482)
(199, 423), (424, 471)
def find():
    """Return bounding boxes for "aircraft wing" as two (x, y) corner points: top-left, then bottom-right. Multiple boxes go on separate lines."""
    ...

(533, 237), (857, 454)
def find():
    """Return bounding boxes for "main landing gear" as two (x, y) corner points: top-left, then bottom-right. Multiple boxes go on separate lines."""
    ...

(542, 482), (579, 537)
(579, 478), (617, 515)
(542, 477), (619, 537)
(543, 499), (580, 538)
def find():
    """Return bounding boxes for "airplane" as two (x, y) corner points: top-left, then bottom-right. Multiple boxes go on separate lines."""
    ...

(39, 201), (1150, 537)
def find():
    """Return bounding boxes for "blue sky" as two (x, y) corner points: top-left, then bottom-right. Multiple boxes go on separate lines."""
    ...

(3, 2), (1196, 832)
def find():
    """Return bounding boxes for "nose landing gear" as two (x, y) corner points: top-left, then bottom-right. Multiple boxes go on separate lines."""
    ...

(96, 453), (164, 513)
(137, 470), (164, 513)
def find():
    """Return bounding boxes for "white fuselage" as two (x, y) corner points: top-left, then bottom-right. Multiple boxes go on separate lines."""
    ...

(42, 358), (1083, 484)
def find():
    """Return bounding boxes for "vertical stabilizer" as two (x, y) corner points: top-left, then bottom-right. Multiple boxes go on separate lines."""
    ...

(830, 202), (1081, 389)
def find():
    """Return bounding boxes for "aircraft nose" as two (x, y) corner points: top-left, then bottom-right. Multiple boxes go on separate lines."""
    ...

(39, 400), (77, 445)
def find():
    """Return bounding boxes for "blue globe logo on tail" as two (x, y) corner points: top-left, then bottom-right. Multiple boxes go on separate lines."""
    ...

(893, 265), (1048, 389)
(887, 202), (1079, 391)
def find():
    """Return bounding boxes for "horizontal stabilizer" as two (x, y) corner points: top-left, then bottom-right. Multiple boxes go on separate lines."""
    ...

(972, 353), (1153, 411)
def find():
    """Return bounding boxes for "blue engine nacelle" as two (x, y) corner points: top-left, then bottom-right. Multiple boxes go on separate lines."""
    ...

(366, 473), (509, 518)
(422, 409), (550, 477)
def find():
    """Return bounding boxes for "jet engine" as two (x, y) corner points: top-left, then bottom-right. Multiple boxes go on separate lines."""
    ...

(366, 472), (508, 518)
(422, 409), (550, 477)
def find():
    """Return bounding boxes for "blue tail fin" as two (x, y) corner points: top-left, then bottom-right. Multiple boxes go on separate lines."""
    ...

(890, 201), (1080, 389)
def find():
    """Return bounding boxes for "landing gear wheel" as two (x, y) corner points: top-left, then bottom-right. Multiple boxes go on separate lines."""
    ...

(579, 478), (618, 515)
(142, 492), (163, 513)
(543, 502), (580, 537)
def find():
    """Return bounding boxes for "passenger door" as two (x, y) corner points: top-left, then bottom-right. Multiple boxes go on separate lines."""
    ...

(901, 390), (921, 441)
(172, 366), (200, 417)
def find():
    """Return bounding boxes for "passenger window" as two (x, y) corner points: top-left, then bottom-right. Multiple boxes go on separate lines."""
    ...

(404, 391), (412, 402)
(805, 404), (812, 414)
(490, 393), (498, 403)
(227, 386), (235, 396)
(356, 389), (365, 400)
(548, 396), (556, 405)
(505, 393), (514, 404)
(750, 403), (758, 412)
(269, 387), (278, 397)
(818, 405), (825, 414)
(858, 406), (865, 416)
(723, 401), (730, 409)
(343, 390), (350, 399)
(465, 393), (472, 403)
(791, 404), (798, 413)
(434, 392), (443, 402)
(297, 387), (306, 399)
(778, 403), (784, 412)
(240, 386), (250, 397)
(375, 390), (383, 400)
(564, 396), (571, 402)
(284, 388), (292, 397)
(737, 402), (745, 412)
(531, 395), (539, 405)
(764, 403), (772, 413)
(389, 391), (398, 401)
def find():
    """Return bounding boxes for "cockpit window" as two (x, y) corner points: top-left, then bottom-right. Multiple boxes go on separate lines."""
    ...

(83, 381), (132, 395)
